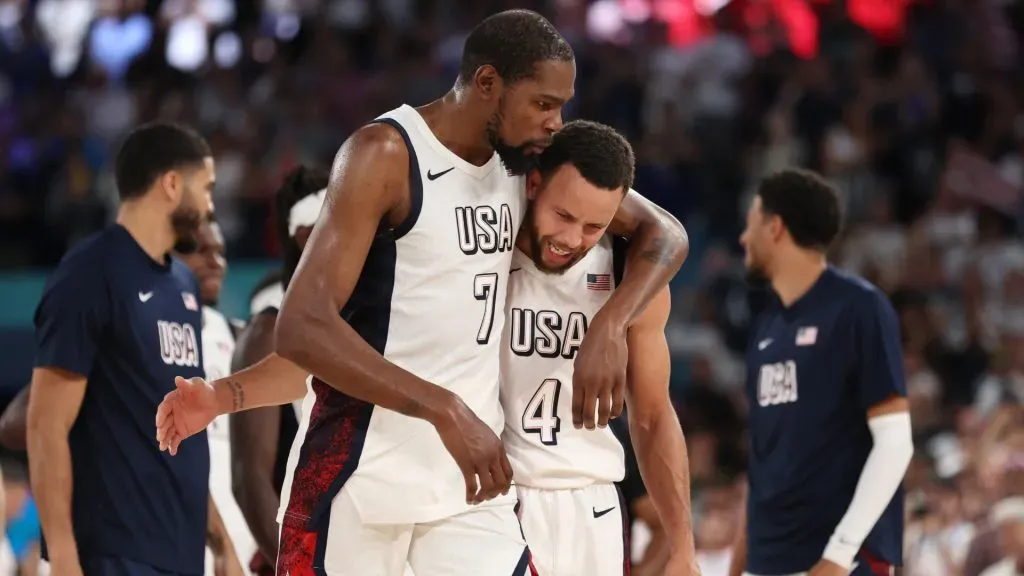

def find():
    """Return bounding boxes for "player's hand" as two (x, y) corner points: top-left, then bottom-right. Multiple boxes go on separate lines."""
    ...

(156, 376), (219, 455)
(571, 314), (627, 429)
(434, 395), (513, 505)
(808, 559), (849, 576)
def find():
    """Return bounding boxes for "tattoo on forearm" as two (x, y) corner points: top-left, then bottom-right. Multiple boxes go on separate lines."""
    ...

(227, 380), (245, 412)
(639, 237), (676, 266)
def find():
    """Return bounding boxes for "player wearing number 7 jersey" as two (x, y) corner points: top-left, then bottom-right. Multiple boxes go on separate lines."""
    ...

(501, 121), (700, 576)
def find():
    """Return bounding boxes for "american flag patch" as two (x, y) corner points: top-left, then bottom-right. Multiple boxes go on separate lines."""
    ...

(182, 292), (199, 311)
(586, 273), (611, 291)
(795, 326), (818, 346)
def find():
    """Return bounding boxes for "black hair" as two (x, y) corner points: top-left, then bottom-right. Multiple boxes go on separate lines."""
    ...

(757, 168), (843, 250)
(537, 120), (635, 191)
(458, 10), (574, 86)
(275, 165), (329, 288)
(114, 122), (211, 201)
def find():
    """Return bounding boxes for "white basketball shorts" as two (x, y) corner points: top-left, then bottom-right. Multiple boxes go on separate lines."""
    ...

(276, 485), (530, 576)
(516, 483), (629, 576)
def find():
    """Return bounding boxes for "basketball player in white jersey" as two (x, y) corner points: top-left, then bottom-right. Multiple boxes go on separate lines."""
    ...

(229, 167), (325, 575)
(501, 120), (698, 576)
(155, 10), (688, 576)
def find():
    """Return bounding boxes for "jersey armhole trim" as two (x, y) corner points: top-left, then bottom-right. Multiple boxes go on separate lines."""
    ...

(612, 235), (629, 287)
(370, 118), (423, 241)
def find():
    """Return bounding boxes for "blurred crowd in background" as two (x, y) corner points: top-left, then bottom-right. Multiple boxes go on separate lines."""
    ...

(0, 0), (1022, 575)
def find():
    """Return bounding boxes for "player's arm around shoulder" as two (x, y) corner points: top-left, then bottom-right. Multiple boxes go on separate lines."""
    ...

(573, 192), (689, 431)
(623, 288), (699, 574)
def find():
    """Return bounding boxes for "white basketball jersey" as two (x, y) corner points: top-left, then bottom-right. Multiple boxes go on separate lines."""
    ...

(500, 236), (626, 489)
(280, 104), (526, 525)
(201, 306), (257, 573)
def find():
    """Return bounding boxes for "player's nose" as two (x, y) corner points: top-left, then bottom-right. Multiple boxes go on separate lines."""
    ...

(544, 112), (563, 135)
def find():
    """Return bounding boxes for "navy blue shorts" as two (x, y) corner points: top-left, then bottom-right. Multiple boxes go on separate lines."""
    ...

(81, 556), (195, 576)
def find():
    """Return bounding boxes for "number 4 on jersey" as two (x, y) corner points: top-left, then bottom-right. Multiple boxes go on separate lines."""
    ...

(522, 379), (562, 445)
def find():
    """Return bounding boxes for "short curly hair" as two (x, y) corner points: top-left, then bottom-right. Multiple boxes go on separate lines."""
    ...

(459, 10), (574, 86)
(757, 168), (843, 249)
(537, 120), (635, 192)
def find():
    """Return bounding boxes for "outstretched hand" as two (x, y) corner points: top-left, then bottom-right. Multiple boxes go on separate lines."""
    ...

(156, 376), (220, 455)
(571, 316), (628, 429)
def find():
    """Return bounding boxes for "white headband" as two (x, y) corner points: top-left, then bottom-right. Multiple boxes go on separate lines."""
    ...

(288, 188), (327, 237)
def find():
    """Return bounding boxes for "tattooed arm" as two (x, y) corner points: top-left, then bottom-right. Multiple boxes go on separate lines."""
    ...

(572, 190), (688, 429)
(604, 190), (688, 325)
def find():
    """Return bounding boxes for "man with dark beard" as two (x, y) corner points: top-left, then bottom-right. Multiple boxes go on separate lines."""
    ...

(729, 169), (912, 576)
(27, 122), (218, 576)
(155, 10), (687, 575)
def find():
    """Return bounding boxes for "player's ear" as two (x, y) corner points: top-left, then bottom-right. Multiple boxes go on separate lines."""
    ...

(526, 170), (542, 200)
(768, 213), (786, 242)
(159, 170), (184, 205)
(473, 65), (504, 100)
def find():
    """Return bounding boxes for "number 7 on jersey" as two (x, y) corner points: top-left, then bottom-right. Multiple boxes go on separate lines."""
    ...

(522, 379), (562, 445)
(474, 272), (498, 344)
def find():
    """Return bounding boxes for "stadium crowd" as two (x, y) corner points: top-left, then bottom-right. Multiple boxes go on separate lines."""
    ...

(0, 0), (1021, 575)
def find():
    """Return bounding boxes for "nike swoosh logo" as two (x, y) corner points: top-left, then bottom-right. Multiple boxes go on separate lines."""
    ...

(758, 338), (772, 350)
(593, 506), (615, 518)
(139, 291), (153, 302)
(426, 167), (454, 181)
(510, 268), (522, 274)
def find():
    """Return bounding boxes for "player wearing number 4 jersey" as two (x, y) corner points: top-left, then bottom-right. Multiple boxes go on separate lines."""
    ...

(502, 120), (699, 576)
(155, 10), (689, 576)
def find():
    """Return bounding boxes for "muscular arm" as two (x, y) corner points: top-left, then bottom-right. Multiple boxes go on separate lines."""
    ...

(624, 288), (695, 560)
(26, 367), (87, 564)
(604, 191), (688, 326)
(229, 311), (285, 562)
(576, 193), (688, 428)
(0, 385), (30, 450)
(274, 123), (456, 422)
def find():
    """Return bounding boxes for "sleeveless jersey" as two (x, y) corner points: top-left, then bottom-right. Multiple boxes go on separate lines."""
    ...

(279, 104), (526, 527)
(500, 236), (627, 489)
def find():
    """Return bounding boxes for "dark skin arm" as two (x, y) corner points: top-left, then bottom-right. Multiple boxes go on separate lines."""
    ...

(625, 288), (697, 572)
(573, 190), (688, 430)
(0, 385), (30, 450)
(229, 310), (284, 564)
(275, 124), (512, 504)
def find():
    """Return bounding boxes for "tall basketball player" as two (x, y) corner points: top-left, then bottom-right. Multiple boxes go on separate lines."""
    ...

(156, 10), (687, 575)
(500, 120), (698, 576)
(230, 167), (325, 574)
(2, 217), (247, 576)
(729, 169), (913, 576)
(28, 123), (226, 576)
